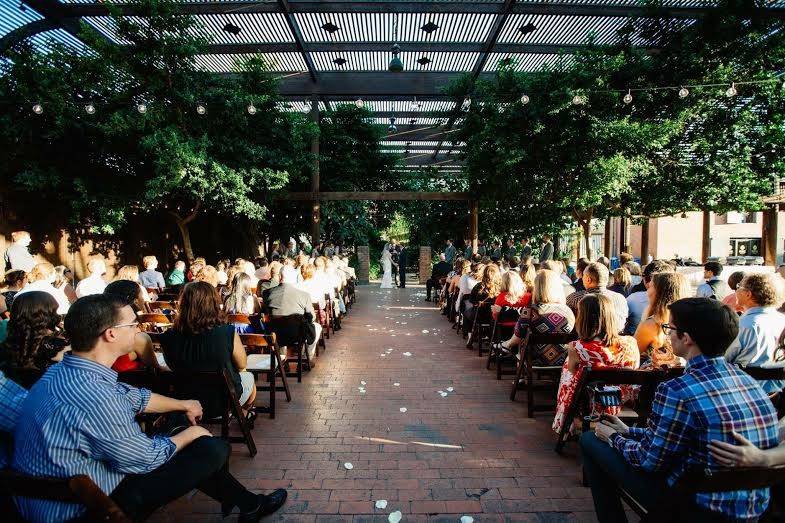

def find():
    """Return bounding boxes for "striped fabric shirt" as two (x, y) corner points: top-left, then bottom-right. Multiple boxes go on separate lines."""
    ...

(725, 306), (785, 393)
(12, 354), (176, 522)
(0, 371), (28, 468)
(609, 355), (779, 519)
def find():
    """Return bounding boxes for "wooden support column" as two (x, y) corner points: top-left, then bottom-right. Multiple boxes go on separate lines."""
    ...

(701, 210), (711, 262)
(356, 246), (370, 285)
(603, 218), (612, 258)
(469, 200), (479, 253)
(620, 218), (630, 254)
(310, 97), (320, 246)
(418, 246), (431, 284)
(763, 205), (778, 266)
(640, 218), (650, 264)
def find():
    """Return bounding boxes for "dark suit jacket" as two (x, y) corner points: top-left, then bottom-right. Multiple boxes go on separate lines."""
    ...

(398, 249), (407, 273)
(431, 261), (451, 280)
(520, 244), (532, 258)
(262, 283), (316, 345)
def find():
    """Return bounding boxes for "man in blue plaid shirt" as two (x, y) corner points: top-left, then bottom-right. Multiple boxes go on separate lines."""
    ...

(580, 298), (779, 522)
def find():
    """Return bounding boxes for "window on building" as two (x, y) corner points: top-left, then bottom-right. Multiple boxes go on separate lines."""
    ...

(716, 212), (757, 224)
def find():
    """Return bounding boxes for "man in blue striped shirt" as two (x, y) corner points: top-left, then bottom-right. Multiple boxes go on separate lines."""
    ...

(581, 298), (779, 521)
(0, 370), (27, 468)
(12, 294), (286, 522)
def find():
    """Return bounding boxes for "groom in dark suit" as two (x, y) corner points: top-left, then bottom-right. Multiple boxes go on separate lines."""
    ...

(397, 244), (407, 288)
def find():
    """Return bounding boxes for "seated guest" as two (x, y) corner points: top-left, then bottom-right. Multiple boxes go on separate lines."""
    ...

(242, 261), (259, 287)
(618, 252), (633, 266)
(2, 269), (27, 310)
(160, 282), (256, 417)
(496, 269), (574, 359)
(215, 260), (229, 286)
(186, 257), (205, 282)
(281, 258), (299, 285)
(262, 268), (321, 359)
(722, 270), (745, 313)
(139, 256), (166, 291)
(225, 273), (262, 334)
(426, 254), (452, 302)
(457, 262), (483, 314)
(464, 264), (502, 341)
(115, 264), (151, 302)
(0, 291), (69, 372)
(624, 261), (643, 288)
(566, 262), (629, 329)
(596, 256), (611, 270)
(12, 294), (286, 521)
(195, 265), (220, 287)
(572, 257), (590, 291)
(625, 259), (674, 335)
(634, 272), (690, 367)
(103, 280), (161, 373)
(254, 258), (271, 282)
(583, 298), (778, 521)
(258, 261), (282, 295)
(519, 260), (536, 294)
(725, 272), (785, 392)
(0, 370), (26, 469)
(448, 259), (470, 296)
(696, 260), (732, 300)
(75, 257), (107, 298)
(16, 262), (70, 314)
(53, 265), (77, 304)
(552, 294), (639, 435)
(542, 260), (575, 295)
(491, 271), (530, 322)
(608, 267), (632, 297)
(296, 263), (327, 310)
(167, 260), (186, 287)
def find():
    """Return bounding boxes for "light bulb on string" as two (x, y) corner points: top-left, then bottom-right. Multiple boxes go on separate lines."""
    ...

(520, 94), (529, 105)
(247, 104), (257, 115)
(623, 90), (632, 104)
(355, 99), (364, 108)
(84, 103), (95, 115)
(137, 103), (147, 114)
(572, 94), (584, 106)
(725, 83), (738, 97)
(196, 104), (207, 115)
(32, 103), (43, 115)
(678, 87), (689, 98)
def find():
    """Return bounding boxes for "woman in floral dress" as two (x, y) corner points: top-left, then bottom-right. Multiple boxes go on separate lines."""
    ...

(552, 293), (639, 435)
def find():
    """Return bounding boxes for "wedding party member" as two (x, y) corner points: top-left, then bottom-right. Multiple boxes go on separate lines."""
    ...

(583, 298), (778, 522)
(538, 234), (554, 263)
(103, 280), (161, 373)
(75, 257), (107, 298)
(16, 262), (70, 314)
(633, 272), (690, 367)
(139, 256), (166, 291)
(0, 291), (69, 372)
(444, 239), (456, 264)
(725, 272), (785, 393)
(696, 260), (732, 300)
(496, 269), (574, 359)
(12, 294), (286, 521)
(380, 246), (394, 289)
(566, 262), (629, 329)
(4, 231), (35, 272)
(552, 294), (639, 435)
(397, 244), (408, 289)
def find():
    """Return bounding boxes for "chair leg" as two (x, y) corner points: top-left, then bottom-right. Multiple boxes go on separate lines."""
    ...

(275, 351), (292, 402)
(526, 357), (535, 418)
(496, 350), (503, 381)
(510, 355), (526, 401)
(268, 360), (276, 420)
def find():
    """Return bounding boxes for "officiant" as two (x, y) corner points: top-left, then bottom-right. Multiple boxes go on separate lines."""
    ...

(397, 244), (408, 289)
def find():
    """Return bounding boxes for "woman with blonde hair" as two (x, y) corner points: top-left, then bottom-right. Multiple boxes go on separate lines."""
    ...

(16, 262), (70, 314)
(496, 269), (574, 355)
(225, 272), (262, 333)
(608, 267), (632, 297)
(115, 264), (151, 302)
(448, 259), (470, 294)
(634, 272), (690, 367)
(463, 263), (502, 340)
(491, 270), (531, 321)
(195, 265), (220, 287)
(552, 294), (639, 434)
(519, 262), (537, 293)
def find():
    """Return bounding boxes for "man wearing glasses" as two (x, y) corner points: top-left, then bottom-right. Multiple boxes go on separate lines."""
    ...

(12, 294), (286, 522)
(580, 298), (779, 521)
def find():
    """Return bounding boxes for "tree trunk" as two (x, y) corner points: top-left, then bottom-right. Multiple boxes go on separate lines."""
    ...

(169, 202), (201, 263)
(582, 220), (593, 260)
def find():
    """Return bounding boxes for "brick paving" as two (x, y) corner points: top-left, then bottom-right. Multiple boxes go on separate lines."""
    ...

(155, 285), (599, 522)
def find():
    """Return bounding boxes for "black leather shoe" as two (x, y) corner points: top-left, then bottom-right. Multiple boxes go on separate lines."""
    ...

(238, 489), (288, 522)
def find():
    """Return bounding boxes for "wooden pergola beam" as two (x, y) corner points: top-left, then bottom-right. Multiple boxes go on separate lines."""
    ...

(285, 191), (471, 201)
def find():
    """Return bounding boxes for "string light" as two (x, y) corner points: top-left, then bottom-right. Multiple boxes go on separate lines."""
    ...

(196, 104), (207, 115)
(355, 99), (364, 108)
(520, 94), (529, 105)
(32, 103), (43, 115)
(136, 103), (147, 114)
(247, 104), (257, 115)
(678, 87), (690, 98)
(623, 90), (633, 104)
(84, 103), (95, 114)
(725, 82), (738, 97)
(572, 94), (585, 106)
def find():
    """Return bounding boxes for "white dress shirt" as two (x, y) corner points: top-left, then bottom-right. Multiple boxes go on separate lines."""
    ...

(16, 280), (71, 314)
(75, 274), (107, 298)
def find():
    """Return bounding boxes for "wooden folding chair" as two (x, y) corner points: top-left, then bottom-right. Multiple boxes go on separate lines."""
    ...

(0, 469), (130, 522)
(619, 464), (785, 521)
(311, 302), (328, 352)
(145, 301), (177, 313)
(240, 333), (291, 419)
(467, 302), (493, 356)
(266, 314), (313, 383)
(137, 313), (172, 332)
(486, 318), (519, 380)
(227, 313), (251, 325)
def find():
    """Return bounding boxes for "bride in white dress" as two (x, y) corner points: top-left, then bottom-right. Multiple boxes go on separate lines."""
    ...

(380, 246), (394, 289)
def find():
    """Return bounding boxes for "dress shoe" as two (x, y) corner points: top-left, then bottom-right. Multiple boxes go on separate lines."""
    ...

(238, 489), (288, 522)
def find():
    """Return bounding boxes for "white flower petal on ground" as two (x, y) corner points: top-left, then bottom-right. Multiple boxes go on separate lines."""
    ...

(437, 390), (444, 394)
(446, 387), (454, 392)
(399, 407), (407, 413)
(421, 329), (429, 334)
(393, 383), (400, 386)
(361, 381), (367, 385)
(375, 500), (388, 509)
(388, 511), (402, 523)
(461, 516), (474, 523)
(403, 352), (412, 357)
(344, 462), (354, 470)
(440, 392), (448, 397)
(381, 354), (387, 357)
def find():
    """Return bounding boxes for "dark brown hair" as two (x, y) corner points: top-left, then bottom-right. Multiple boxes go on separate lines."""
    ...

(2, 291), (61, 367)
(174, 282), (226, 335)
(575, 293), (619, 346)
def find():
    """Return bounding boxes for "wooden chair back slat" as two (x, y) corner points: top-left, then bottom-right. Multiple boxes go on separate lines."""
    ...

(228, 313), (251, 325)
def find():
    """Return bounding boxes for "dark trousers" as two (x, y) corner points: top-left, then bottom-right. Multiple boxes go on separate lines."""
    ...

(111, 436), (257, 521)
(579, 432), (728, 523)
(426, 277), (438, 299)
(399, 269), (406, 288)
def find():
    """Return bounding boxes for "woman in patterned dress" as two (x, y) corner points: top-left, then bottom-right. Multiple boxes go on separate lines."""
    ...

(552, 293), (639, 435)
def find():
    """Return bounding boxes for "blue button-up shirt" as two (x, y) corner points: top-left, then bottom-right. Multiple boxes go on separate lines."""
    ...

(609, 355), (779, 519)
(12, 354), (176, 522)
(725, 306), (785, 393)
(0, 371), (28, 468)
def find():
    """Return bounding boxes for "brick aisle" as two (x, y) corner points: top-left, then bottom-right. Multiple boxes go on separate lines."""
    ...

(157, 285), (598, 522)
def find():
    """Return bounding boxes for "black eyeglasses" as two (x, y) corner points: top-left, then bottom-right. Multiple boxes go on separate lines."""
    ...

(661, 323), (678, 335)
